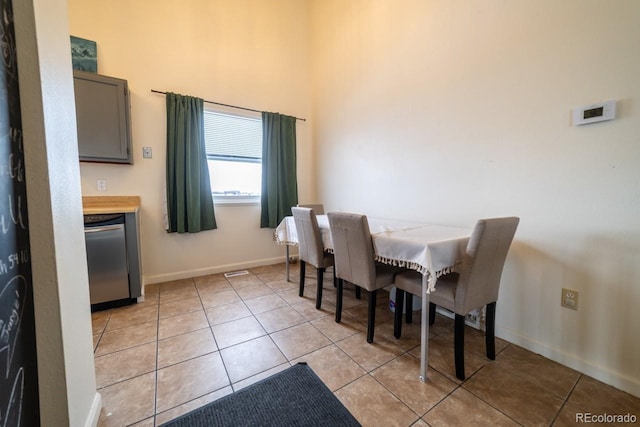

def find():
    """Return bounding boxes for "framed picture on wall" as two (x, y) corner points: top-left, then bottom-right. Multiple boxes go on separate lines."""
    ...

(70, 35), (97, 73)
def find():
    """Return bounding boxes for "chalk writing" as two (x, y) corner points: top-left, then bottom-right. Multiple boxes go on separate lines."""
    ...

(0, 194), (26, 235)
(0, 0), (40, 423)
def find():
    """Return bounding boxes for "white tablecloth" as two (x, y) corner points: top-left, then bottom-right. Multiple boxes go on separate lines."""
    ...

(275, 215), (470, 292)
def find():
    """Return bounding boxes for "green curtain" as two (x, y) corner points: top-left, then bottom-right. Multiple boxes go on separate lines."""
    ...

(260, 112), (298, 228)
(166, 92), (217, 233)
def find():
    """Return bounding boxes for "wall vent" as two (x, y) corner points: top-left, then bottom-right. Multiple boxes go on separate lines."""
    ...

(224, 270), (249, 278)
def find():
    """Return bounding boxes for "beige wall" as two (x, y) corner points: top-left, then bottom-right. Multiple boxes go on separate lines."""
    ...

(17, 0), (100, 425)
(311, 0), (640, 396)
(67, 0), (314, 283)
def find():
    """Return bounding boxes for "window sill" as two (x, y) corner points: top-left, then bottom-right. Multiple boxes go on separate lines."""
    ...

(213, 195), (260, 206)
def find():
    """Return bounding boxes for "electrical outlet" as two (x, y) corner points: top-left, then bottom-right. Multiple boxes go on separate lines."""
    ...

(96, 179), (107, 191)
(561, 288), (579, 310)
(142, 147), (153, 158)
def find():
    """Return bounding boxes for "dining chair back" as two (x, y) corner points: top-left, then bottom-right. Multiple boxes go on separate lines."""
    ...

(291, 207), (335, 309)
(297, 204), (325, 215)
(452, 216), (520, 316)
(394, 216), (519, 380)
(328, 212), (400, 343)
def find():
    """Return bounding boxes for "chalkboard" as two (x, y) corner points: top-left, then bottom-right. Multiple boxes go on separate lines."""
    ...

(0, 0), (41, 425)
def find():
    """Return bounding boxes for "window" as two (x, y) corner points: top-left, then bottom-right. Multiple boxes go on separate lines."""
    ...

(203, 110), (262, 202)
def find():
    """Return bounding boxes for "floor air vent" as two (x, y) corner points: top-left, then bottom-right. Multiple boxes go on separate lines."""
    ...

(224, 270), (249, 278)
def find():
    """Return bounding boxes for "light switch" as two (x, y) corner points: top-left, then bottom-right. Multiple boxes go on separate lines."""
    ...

(143, 147), (153, 158)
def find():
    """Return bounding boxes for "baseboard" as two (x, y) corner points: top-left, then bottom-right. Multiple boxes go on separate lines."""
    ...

(143, 256), (286, 284)
(497, 326), (640, 399)
(85, 392), (102, 427)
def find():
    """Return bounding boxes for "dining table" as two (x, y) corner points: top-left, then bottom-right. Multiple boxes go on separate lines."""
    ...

(274, 214), (472, 381)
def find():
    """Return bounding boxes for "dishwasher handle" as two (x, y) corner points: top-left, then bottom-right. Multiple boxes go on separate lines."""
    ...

(85, 224), (125, 234)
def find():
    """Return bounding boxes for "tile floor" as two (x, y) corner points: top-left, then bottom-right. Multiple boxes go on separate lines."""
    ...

(92, 262), (640, 426)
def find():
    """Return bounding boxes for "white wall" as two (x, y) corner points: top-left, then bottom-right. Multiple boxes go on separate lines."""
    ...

(67, 0), (314, 283)
(16, 0), (100, 425)
(310, 0), (640, 396)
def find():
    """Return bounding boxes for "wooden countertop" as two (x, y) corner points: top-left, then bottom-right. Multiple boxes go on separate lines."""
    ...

(82, 196), (141, 214)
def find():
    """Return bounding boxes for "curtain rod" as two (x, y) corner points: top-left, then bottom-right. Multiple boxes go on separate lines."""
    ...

(151, 89), (306, 122)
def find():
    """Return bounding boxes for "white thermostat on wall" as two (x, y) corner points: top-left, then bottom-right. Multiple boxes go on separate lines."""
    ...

(572, 100), (616, 126)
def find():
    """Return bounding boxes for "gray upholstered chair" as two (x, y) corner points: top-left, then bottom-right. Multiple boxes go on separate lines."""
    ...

(292, 207), (335, 310)
(393, 216), (519, 380)
(328, 212), (402, 343)
(297, 204), (325, 215)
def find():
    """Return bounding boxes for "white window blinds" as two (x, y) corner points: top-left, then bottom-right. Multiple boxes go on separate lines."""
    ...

(203, 110), (262, 162)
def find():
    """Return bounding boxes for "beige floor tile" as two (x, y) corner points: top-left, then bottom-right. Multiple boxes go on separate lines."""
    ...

(236, 282), (275, 300)
(424, 387), (519, 426)
(232, 362), (292, 391)
(375, 318), (425, 351)
(270, 322), (332, 360)
(335, 374), (418, 427)
(277, 287), (315, 305)
(552, 401), (590, 426)
(158, 328), (217, 368)
(92, 264), (640, 425)
(292, 345), (366, 391)
(92, 313), (110, 334)
(95, 342), (157, 388)
(567, 374), (640, 416)
(98, 372), (156, 427)
(372, 354), (457, 415)
(463, 363), (564, 425)
(220, 336), (287, 383)
(199, 288), (241, 309)
(344, 301), (395, 326)
(205, 301), (252, 325)
(227, 275), (263, 289)
(159, 279), (198, 303)
(243, 293), (288, 314)
(159, 296), (203, 319)
(156, 352), (230, 413)
(290, 299), (333, 321)
(155, 387), (233, 425)
(212, 316), (267, 349)
(255, 306), (306, 333)
(263, 278), (298, 292)
(105, 305), (158, 331)
(195, 279), (233, 293)
(410, 334), (488, 383)
(255, 269), (288, 283)
(158, 310), (209, 339)
(129, 417), (155, 427)
(95, 321), (157, 356)
(193, 273), (228, 287)
(310, 313), (366, 342)
(454, 324), (510, 357)
(336, 332), (404, 372)
(496, 344), (580, 399)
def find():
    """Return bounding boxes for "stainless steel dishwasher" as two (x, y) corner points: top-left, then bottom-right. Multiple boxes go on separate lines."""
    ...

(84, 213), (131, 307)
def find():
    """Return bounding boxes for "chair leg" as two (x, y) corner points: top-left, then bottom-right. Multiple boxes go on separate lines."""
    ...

(335, 278), (344, 323)
(367, 290), (377, 343)
(355, 285), (361, 300)
(332, 266), (337, 288)
(454, 314), (466, 381)
(316, 267), (325, 310)
(298, 261), (306, 297)
(429, 302), (436, 325)
(405, 293), (413, 324)
(486, 302), (496, 360)
(393, 288), (405, 339)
